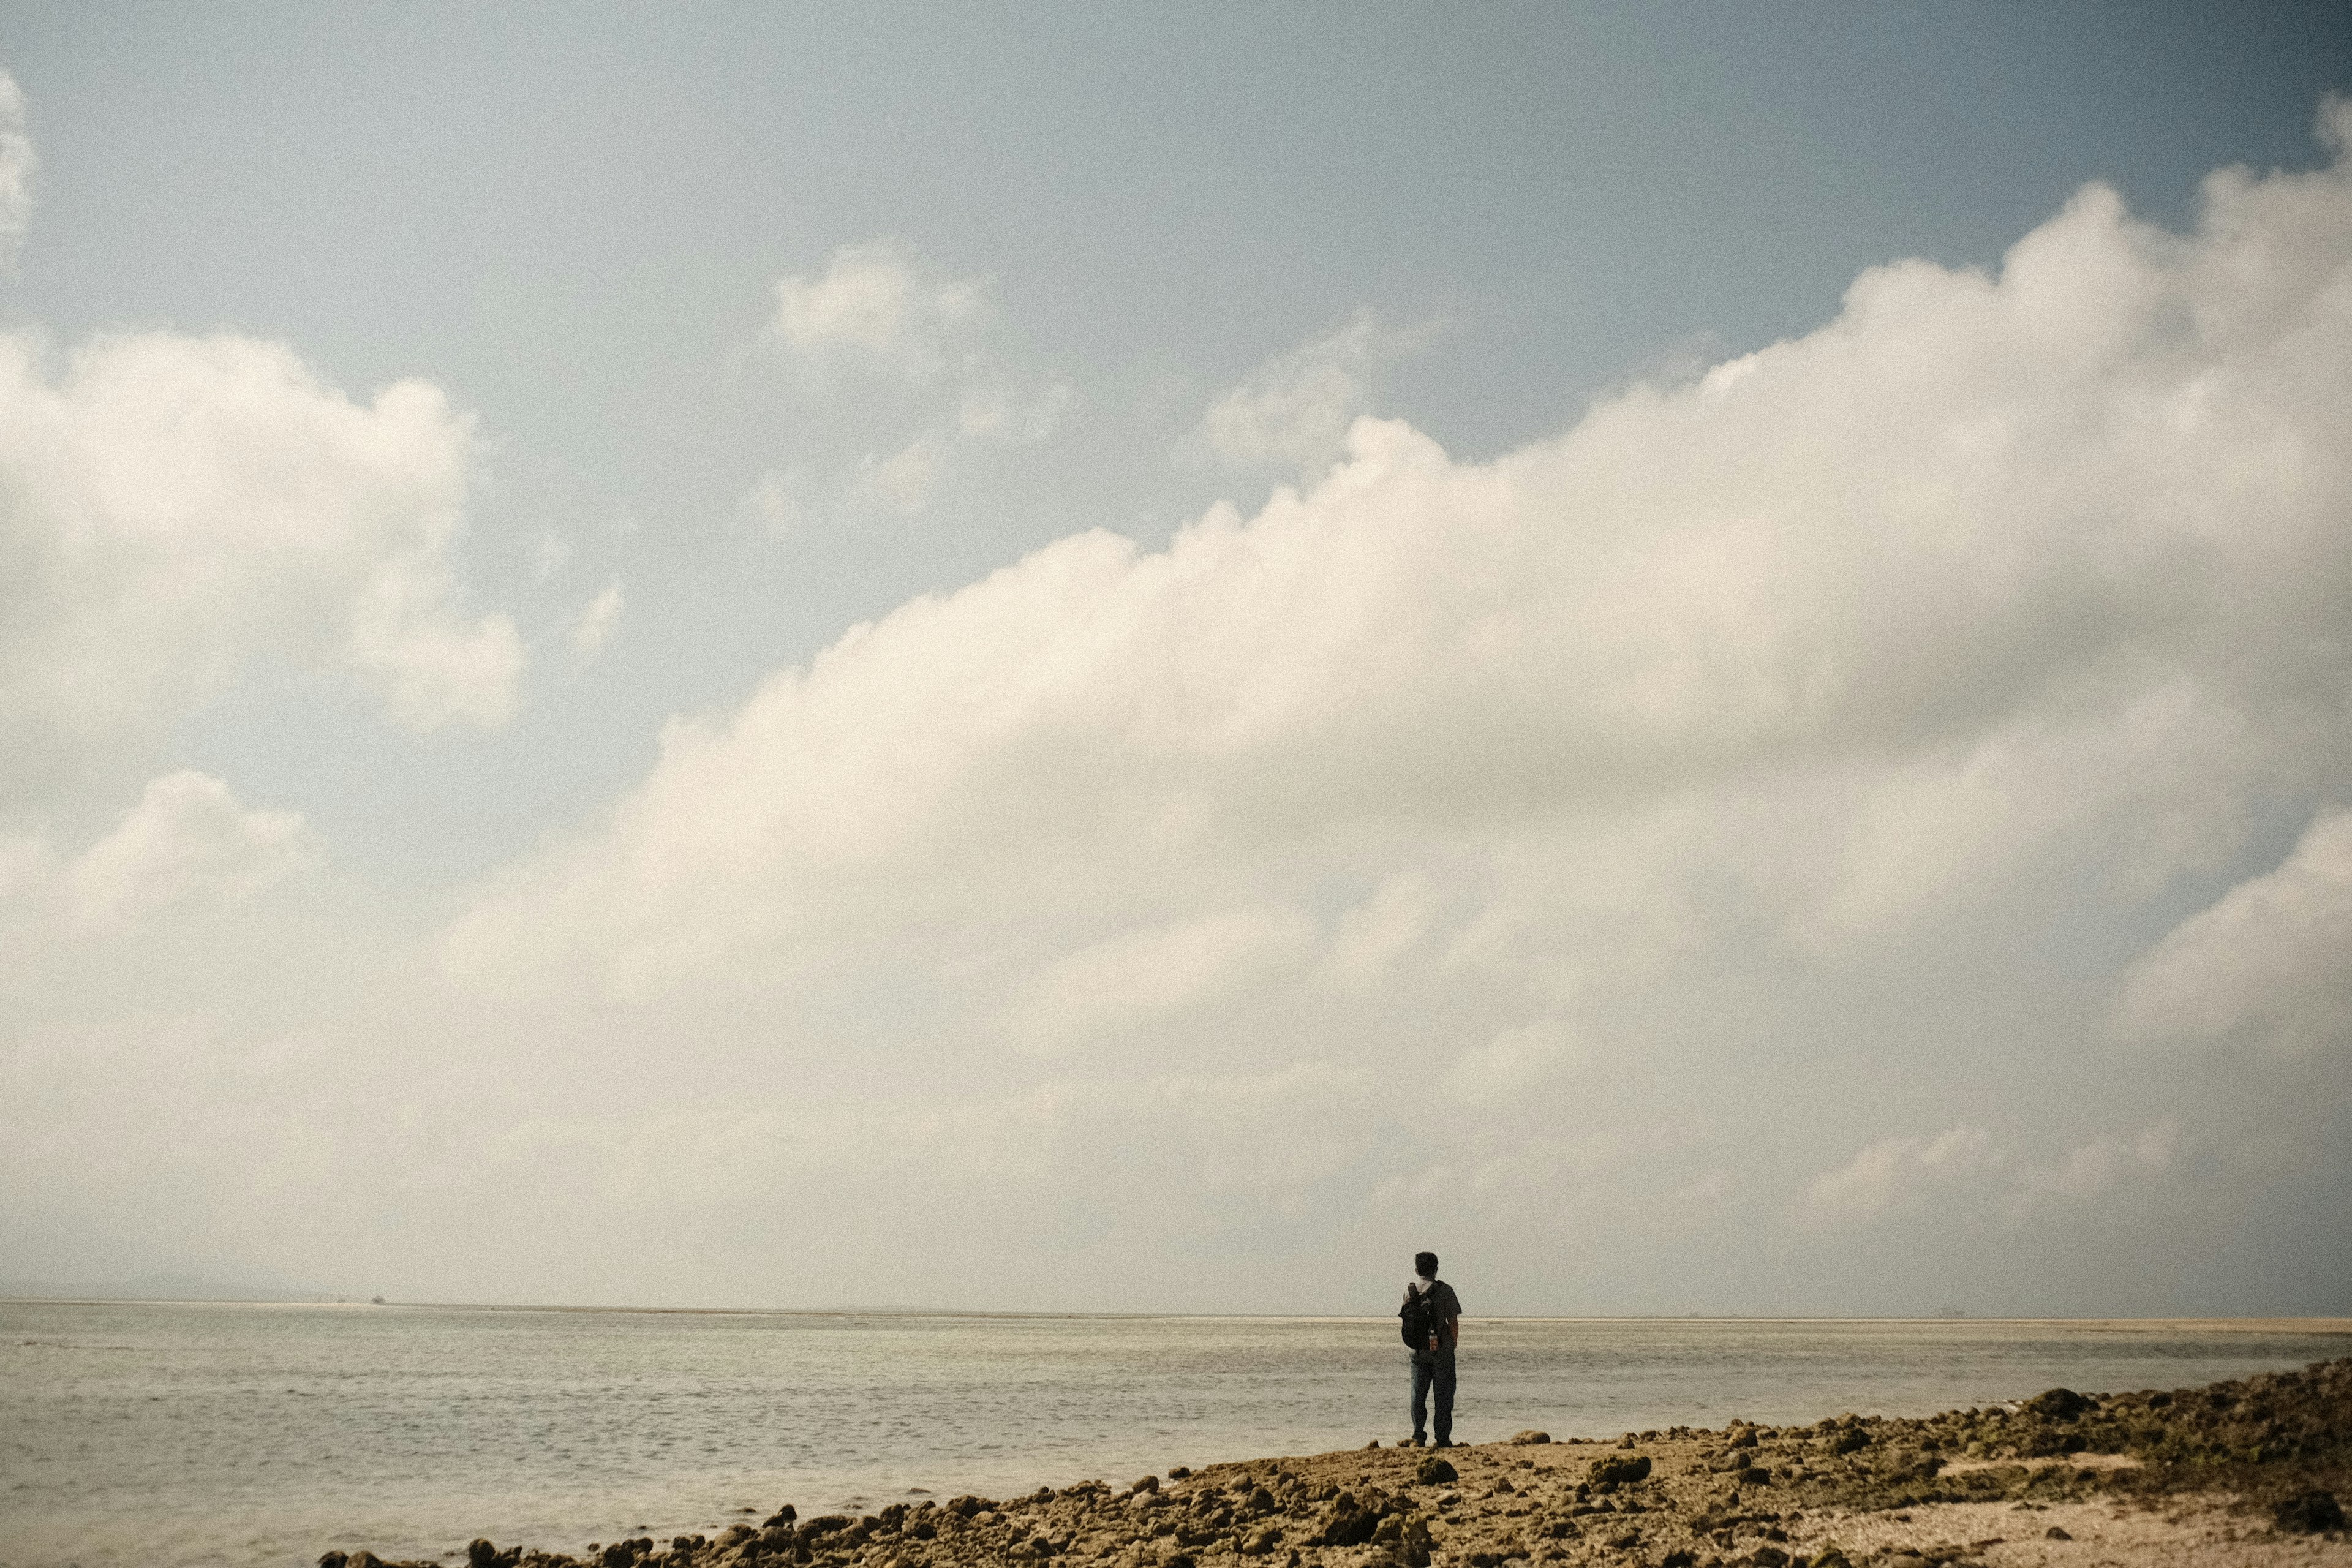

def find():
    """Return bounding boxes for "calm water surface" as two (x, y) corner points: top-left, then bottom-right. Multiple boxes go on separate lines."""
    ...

(1, 1302), (2343, 1568)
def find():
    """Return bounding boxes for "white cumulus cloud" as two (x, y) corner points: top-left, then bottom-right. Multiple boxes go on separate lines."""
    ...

(2112, 808), (2352, 1056)
(2010, 1119), (2179, 1215)
(1806, 1121), (2179, 1227)
(64, 771), (317, 933)
(1, 771), (318, 941)
(1805, 1126), (1999, 1222)
(0, 330), (524, 801)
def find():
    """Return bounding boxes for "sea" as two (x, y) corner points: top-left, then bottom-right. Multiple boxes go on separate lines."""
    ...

(2, 1302), (2345, 1568)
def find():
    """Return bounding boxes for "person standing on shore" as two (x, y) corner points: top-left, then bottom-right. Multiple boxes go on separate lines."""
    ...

(1401, 1250), (1462, 1449)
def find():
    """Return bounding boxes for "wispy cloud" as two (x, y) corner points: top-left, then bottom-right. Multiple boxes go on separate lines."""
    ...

(570, 578), (624, 661)
(0, 70), (33, 267)
(770, 236), (992, 375)
(758, 238), (1068, 519)
(1186, 309), (1438, 475)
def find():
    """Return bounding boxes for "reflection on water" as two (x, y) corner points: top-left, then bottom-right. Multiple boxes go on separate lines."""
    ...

(1, 1302), (2342, 1567)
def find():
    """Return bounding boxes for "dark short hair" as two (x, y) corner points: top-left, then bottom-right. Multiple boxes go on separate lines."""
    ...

(1414, 1251), (1439, 1276)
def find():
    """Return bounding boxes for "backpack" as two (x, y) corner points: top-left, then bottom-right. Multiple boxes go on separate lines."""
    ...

(1399, 1281), (1446, 1350)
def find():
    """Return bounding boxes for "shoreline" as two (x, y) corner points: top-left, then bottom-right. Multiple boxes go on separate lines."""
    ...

(326, 1357), (2351, 1568)
(12, 1295), (2351, 1330)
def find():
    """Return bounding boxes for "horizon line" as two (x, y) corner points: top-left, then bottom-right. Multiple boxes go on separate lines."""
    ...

(6, 1295), (2350, 1330)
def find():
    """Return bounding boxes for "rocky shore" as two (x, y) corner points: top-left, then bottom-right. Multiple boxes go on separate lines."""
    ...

(323, 1357), (2351, 1568)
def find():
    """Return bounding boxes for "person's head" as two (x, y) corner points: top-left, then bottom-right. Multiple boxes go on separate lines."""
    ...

(1414, 1251), (1438, 1279)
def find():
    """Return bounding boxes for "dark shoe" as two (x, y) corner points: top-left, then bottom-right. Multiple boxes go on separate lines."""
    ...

(1403, 1434), (1425, 1447)
(1433, 1438), (1453, 1449)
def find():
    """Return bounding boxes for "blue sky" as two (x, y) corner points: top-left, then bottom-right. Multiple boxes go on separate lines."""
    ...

(1, 5), (2348, 1314)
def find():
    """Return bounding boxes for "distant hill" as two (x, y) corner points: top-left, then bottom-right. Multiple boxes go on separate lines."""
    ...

(0, 1271), (356, 1303)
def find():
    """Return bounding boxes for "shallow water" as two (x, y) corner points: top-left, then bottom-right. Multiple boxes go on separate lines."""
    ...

(1, 1302), (2342, 1568)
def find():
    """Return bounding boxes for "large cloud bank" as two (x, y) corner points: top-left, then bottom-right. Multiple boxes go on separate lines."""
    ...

(345, 113), (2352, 1311)
(454, 116), (2352, 1015)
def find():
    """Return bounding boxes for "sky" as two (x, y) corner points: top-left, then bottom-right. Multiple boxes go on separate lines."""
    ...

(2, 4), (2349, 1316)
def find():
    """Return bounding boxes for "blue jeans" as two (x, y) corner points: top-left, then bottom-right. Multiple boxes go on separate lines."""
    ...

(1409, 1350), (1455, 1445)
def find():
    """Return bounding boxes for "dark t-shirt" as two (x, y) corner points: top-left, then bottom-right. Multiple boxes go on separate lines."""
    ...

(1403, 1278), (1463, 1354)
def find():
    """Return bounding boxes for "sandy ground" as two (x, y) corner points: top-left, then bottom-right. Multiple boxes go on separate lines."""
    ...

(1784, 1494), (2352, 1566)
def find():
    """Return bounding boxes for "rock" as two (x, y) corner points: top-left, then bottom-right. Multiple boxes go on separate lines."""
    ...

(318, 1556), (348, 1568)
(1167, 1466), (1192, 1479)
(1586, 1454), (1652, 1486)
(598, 1545), (630, 1568)
(1729, 1427), (1758, 1450)
(1507, 1430), (1550, 1445)
(2275, 1490), (2345, 1533)
(1415, 1455), (1457, 1485)
(1811, 1550), (1855, 1568)
(2044, 1525), (2073, 1540)
(763, 1506), (797, 1527)
(1130, 1476), (1160, 1496)
(1363, 1438), (1381, 1449)
(1313, 1491), (1380, 1547)
(468, 1542), (497, 1568)
(2028, 1388), (2090, 1420)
